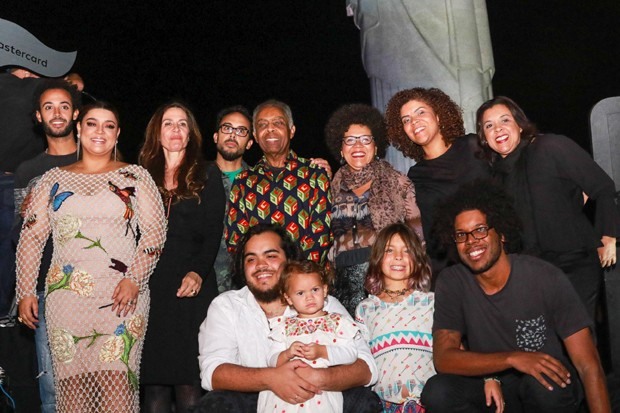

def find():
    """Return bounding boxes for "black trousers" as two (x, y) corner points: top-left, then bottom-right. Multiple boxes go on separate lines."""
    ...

(191, 386), (381, 413)
(420, 373), (583, 413)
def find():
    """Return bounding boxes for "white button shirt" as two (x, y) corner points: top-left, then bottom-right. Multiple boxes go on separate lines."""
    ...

(198, 286), (378, 391)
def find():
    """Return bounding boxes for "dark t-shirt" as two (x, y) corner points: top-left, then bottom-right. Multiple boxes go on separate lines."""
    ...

(433, 254), (592, 367)
(408, 134), (490, 258)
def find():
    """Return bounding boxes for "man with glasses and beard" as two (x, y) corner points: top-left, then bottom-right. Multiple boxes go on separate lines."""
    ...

(11, 78), (81, 413)
(211, 105), (253, 293)
(421, 181), (610, 413)
(196, 223), (380, 413)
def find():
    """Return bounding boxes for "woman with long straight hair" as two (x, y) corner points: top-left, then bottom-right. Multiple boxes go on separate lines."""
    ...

(139, 101), (226, 413)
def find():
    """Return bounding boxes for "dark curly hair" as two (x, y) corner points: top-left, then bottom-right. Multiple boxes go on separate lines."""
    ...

(365, 223), (432, 295)
(231, 223), (303, 289)
(475, 96), (539, 162)
(385, 88), (465, 162)
(432, 179), (522, 258)
(324, 103), (388, 161)
(33, 78), (82, 115)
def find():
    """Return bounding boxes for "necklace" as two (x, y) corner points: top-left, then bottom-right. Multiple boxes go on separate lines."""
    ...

(382, 287), (411, 300)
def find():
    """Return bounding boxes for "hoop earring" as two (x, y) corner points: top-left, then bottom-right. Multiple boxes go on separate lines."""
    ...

(76, 138), (81, 160)
(114, 142), (118, 162)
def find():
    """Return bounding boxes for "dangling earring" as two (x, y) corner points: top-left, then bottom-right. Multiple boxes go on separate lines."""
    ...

(114, 142), (118, 162)
(76, 137), (81, 160)
(340, 152), (345, 166)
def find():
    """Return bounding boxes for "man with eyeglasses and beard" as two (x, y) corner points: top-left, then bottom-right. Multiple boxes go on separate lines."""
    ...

(196, 223), (380, 413)
(420, 181), (610, 413)
(211, 105), (254, 293)
(224, 99), (332, 265)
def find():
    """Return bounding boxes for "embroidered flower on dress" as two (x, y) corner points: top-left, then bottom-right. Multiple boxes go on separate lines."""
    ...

(50, 328), (77, 363)
(100, 336), (125, 362)
(56, 214), (81, 245)
(68, 270), (94, 297)
(106, 321), (140, 390)
(47, 264), (95, 297)
(126, 315), (145, 338)
(47, 265), (64, 286)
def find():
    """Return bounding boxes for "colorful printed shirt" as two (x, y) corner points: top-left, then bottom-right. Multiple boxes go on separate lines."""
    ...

(213, 161), (248, 293)
(225, 151), (332, 263)
(355, 292), (435, 405)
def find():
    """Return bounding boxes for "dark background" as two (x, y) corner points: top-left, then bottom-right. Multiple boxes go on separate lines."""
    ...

(4, 1), (620, 166)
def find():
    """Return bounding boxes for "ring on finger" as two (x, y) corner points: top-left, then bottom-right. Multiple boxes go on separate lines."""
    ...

(191, 289), (197, 296)
(17, 316), (23, 323)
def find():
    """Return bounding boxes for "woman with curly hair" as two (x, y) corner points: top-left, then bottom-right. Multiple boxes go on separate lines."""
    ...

(325, 103), (423, 315)
(476, 96), (617, 321)
(385, 88), (490, 273)
(139, 102), (226, 412)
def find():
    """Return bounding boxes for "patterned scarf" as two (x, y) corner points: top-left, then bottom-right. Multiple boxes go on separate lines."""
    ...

(333, 159), (407, 231)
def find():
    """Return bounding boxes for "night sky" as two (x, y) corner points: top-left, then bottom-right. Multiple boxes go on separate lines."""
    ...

(4, 1), (620, 165)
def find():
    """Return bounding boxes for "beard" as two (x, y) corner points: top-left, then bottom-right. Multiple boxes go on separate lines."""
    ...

(247, 282), (281, 303)
(42, 120), (74, 138)
(461, 241), (503, 275)
(217, 143), (245, 162)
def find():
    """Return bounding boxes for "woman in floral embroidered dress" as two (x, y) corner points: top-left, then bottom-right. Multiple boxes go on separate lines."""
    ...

(16, 101), (167, 413)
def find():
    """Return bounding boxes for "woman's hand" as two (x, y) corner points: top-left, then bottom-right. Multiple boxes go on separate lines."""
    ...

(598, 236), (616, 268)
(177, 271), (202, 298)
(112, 278), (139, 317)
(17, 296), (38, 329)
(484, 378), (504, 413)
(310, 158), (332, 179)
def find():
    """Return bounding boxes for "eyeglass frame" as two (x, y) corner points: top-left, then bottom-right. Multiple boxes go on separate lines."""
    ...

(219, 123), (250, 137)
(452, 226), (494, 243)
(342, 135), (374, 146)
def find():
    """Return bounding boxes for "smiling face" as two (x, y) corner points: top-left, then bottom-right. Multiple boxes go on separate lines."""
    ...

(160, 107), (190, 154)
(283, 272), (328, 318)
(341, 124), (376, 171)
(254, 106), (295, 164)
(214, 111), (253, 161)
(481, 104), (523, 157)
(36, 88), (78, 138)
(380, 233), (413, 289)
(400, 99), (442, 149)
(454, 209), (505, 275)
(76, 108), (120, 158)
(243, 231), (287, 303)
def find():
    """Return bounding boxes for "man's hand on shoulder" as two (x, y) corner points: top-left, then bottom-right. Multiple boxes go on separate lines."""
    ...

(267, 360), (319, 404)
(507, 351), (571, 391)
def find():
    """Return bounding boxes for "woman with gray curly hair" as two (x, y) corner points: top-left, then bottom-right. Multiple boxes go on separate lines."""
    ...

(325, 103), (423, 315)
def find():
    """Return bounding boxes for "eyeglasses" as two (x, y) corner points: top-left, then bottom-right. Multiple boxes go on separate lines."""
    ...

(219, 124), (250, 137)
(453, 226), (493, 243)
(342, 135), (374, 146)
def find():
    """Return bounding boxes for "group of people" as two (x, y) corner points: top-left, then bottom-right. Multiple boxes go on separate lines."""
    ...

(9, 73), (615, 413)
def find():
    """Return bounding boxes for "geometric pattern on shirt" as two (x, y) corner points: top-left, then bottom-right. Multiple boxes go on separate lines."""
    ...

(226, 150), (332, 263)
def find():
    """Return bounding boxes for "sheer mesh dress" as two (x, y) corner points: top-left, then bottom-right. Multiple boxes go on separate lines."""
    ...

(16, 165), (166, 412)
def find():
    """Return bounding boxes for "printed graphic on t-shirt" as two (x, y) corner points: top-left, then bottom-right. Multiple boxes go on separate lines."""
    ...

(515, 315), (546, 352)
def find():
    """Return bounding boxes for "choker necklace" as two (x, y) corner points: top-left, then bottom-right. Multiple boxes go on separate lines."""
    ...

(382, 287), (411, 299)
